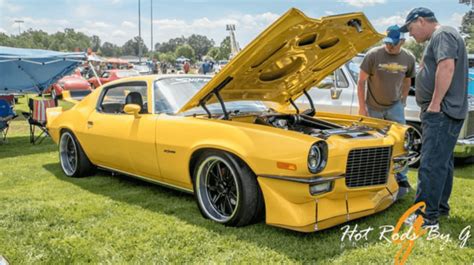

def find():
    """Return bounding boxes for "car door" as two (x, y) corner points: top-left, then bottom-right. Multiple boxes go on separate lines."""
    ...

(82, 81), (161, 179)
(301, 65), (357, 115)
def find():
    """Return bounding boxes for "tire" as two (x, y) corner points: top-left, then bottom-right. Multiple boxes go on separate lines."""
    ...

(407, 121), (422, 167)
(193, 150), (264, 227)
(59, 130), (94, 178)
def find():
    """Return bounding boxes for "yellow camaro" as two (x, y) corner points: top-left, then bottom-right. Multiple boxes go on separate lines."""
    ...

(47, 8), (415, 232)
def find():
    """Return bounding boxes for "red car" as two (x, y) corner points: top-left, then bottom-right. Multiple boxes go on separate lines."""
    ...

(87, 69), (140, 89)
(45, 70), (92, 100)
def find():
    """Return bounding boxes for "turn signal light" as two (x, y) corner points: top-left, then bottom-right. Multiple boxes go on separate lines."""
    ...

(277, 162), (297, 171)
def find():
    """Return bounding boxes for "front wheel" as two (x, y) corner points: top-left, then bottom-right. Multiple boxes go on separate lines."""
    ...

(407, 121), (422, 167)
(193, 151), (264, 227)
(59, 131), (94, 178)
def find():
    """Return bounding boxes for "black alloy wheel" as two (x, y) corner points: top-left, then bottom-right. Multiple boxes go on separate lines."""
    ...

(193, 151), (264, 226)
(407, 122), (422, 167)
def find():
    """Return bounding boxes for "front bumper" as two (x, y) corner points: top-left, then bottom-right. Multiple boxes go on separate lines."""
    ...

(454, 138), (474, 158)
(256, 150), (414, 232)
(257, 175), (398, 232)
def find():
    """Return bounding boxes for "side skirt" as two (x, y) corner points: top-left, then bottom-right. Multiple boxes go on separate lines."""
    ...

(97, 164), (194, 194)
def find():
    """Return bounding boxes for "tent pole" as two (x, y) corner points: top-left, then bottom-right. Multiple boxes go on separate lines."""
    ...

(89, 61), (102, 86)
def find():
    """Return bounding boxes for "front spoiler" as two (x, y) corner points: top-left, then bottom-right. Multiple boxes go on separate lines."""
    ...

(257, 175), (398, 233)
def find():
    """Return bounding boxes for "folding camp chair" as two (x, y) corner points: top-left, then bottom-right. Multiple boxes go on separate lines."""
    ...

(0, 95), (15, 106)
(21, 98), (57, 144)
(0, 98), (17, 143)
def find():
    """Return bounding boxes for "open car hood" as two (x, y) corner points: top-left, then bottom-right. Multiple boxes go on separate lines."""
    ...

(178, 8), (383, 113)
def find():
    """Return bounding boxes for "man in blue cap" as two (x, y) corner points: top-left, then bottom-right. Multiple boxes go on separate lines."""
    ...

(357, 24), (416, 198)
(401, 7), (468, 229)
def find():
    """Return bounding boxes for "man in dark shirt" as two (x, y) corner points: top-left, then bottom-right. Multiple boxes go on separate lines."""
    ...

(400, 7), (468, 228)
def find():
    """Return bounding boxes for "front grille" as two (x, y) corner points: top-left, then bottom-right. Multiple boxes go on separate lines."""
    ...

(466, 110), (474, 137)
(345, 147), (392, 188)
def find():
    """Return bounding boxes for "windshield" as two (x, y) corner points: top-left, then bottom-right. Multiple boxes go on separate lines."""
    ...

(154, 77), (268, 115)
(116, 70), (140, 78)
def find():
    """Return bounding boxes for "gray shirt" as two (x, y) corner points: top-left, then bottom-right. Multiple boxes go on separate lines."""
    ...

(361, 46), (416, 110)
(415, 25), (468, 120)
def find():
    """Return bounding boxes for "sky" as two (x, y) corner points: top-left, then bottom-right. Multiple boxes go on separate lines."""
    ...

(0, 0), (472, 50)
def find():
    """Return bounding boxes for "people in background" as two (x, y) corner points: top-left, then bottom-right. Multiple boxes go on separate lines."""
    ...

(183, 61), (190, 74)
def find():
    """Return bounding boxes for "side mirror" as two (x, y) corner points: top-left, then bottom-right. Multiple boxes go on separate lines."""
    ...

(330, 87), (343, 100)
(123, 104), (141, 118)
(317, 77), (334, 89)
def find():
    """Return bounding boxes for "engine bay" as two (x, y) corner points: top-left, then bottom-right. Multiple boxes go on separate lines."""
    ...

(254, 113), (377, 139)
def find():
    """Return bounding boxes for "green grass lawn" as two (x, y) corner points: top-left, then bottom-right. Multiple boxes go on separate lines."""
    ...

(0, 97), (473, 264)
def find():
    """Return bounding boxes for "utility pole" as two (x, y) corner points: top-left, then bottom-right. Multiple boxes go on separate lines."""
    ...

(138, 0), (142, 63)
(14, 20), (24, 35)
(150, 0), (153, 53)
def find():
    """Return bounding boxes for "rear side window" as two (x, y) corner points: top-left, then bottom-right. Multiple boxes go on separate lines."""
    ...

(99, 82), (148, 114)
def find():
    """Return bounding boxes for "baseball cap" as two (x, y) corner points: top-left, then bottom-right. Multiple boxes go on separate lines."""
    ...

(383, 25), (404, 45)
(400, 7), (436, 32)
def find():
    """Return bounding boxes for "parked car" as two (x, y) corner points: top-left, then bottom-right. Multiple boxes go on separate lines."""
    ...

(87, 69), (140, 89)
(44, 70), (92, 100)
(297, 55), (474, 163)
(133, 64), (152, 75)
(47, 10), (415, 232)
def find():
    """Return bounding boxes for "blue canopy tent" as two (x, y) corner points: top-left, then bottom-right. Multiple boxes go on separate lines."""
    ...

(0, 46), (87, 93)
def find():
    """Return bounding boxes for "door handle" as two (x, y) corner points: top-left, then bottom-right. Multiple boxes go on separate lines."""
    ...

(87, 121), (94, 128)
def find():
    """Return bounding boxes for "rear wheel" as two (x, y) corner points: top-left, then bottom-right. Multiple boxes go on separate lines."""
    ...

(193, 151), (264, 226)
(407, 121), (422, 167)
(59, 131), (94, 178)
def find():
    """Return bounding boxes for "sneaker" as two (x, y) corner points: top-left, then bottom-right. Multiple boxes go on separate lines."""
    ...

(421, 218), (439, 229)
(404, 213), (439, 229)
(404, 213), (419, 226)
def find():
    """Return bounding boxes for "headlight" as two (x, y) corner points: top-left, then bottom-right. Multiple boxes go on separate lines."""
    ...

(404, 128), (414, 151)
(307, 141), (328, 174)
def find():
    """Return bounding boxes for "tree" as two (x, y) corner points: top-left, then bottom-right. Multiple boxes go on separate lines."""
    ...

(122, 36), (148, 56)
(403, 40), (425, 63)
(460, 10), (474, 53)
(0, 33), (14, 47)
(91, 35), (101, 52)
(155, 36), (186, 53)
(218, 36), (231, 60)
(101, 42), (122, 57)
(175, 44), (195, 61)
(206, 47), (220, 61)
(158, 52), (177, 64)
(187, 34), (214, 60)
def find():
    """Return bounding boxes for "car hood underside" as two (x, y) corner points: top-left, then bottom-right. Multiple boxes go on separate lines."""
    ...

(178, 8), (383, 113)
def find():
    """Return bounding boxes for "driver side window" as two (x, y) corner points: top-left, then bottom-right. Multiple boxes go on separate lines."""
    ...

(99, 82), (148, 114)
